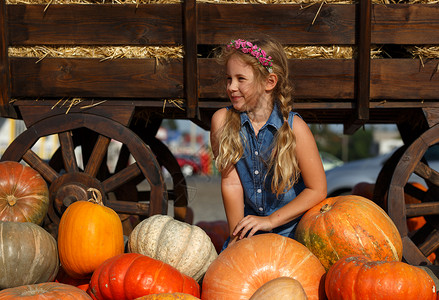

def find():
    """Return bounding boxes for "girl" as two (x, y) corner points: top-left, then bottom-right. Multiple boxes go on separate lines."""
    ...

(210, 36), (327, 249)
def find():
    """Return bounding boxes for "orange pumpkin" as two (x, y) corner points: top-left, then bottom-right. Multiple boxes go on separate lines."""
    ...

(295, 195), (403, 270)
(0, 161), (49, 225)
(325, 255), (437, 300)
(201, 233), (325, 300)
(0, 282), (92, 299)
(57, 188), (124, 279)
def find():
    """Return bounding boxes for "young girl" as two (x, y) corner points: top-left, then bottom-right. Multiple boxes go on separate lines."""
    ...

(210, 36), (327, 249)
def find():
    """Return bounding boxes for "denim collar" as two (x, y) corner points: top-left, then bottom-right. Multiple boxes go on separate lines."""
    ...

(240, 102), (284, 131)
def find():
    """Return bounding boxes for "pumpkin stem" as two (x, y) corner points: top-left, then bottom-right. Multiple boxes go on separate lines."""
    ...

(6, 195), (17, 206)
(87, 188), (104, 206)
(320, 203), (332, 213)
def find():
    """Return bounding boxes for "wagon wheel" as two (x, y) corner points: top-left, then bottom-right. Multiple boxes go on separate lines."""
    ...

(47, 128), (147, 234)
(0, 113), (168, 235)
(385, 124), (439, 265)
(49, 131), (189, 223)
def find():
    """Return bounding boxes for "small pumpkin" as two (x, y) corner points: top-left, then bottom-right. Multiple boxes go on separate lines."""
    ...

(325, 255), (437, 300)
(57, 188), (124, 279)
(0, 282), (93, 299)
(295, 195), (403, 270)
(87, 253), (200, 300)
(201, 233), (325, 300)
(134, 293), (200, 300)
(195, 220), (229, 254)
(128, 215), (217, 282)
(249, 277), (308, 300)
(0, 161), (49, 225)
(0, 221), (59, 289)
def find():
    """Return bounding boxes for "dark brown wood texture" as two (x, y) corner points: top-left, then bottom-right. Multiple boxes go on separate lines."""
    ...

(2, 3), (439, 127)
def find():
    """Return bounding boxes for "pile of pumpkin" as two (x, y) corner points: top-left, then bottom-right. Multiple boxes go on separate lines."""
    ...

(0, 161), (437, 300)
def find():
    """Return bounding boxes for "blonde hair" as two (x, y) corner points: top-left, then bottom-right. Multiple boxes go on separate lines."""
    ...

(215, 35), (300, 196)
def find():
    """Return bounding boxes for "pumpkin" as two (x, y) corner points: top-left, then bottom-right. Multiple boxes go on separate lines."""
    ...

(134, 293), (200, 300)
(295, 195), (403, 270)
(55, 266), (90, 292)
(0, 161), (49, 225)
(128, 215), (217, 282)
(87, 253), (200, 300)
(0, 282), (93, 299)
(57, 188), (124, 279)
(201, 233), (325, 300)
(249, 277), (308, 300)
(325, 255), (437, 300)
(195, 220), (229, 254)
(0, 221), (59, 289)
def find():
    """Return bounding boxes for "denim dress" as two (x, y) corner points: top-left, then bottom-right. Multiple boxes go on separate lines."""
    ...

(221, 104), (306, 251)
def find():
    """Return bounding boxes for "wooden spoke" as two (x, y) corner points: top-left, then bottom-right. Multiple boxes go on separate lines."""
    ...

(84, 135), (110, 177)
(23, 149), (59, 183)
(414, 161), (439, 186)
(406, 202), (439, 217)
(102, 163), (142, 193)
(418, 230), (439, 257)
(58, 131), (79, 173)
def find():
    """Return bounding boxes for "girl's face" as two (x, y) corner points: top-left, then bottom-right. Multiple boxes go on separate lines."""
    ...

(226, 54), (266, 113)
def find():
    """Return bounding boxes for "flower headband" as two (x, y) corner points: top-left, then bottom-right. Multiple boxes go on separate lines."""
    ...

(227, 39), (273, 73)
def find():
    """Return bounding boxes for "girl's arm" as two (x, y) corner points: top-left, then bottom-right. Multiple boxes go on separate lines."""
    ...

(210, 108), (245, 245)
(233, 116), (327, 239)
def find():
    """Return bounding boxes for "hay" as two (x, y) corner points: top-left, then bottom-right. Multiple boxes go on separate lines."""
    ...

(406, 46), (439, 60)
(284, 45), (383, 59)
(8, 45), (184, 61)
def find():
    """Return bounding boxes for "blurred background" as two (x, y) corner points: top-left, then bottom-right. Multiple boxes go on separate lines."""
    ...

(0, 117), (407, 223)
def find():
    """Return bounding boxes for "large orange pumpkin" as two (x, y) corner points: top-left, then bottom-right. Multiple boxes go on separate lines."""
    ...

(57, 189), (124, 279)
(295, 195), (403, 270)
(201, 233), (325, 300)
(0, 282), (92, 299)
(325, 255), (437, 300)
(0, 161), (49, 225)
(87, 253), (200, 300)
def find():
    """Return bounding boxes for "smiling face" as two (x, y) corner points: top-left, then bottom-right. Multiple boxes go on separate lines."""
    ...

(226, 54), (268, 113)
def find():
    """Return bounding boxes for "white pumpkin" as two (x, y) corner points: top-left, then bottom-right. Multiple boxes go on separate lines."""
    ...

(128, 215), (217, 282)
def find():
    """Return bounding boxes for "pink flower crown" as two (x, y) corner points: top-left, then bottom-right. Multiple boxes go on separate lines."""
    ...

(227, 39), (273, 73)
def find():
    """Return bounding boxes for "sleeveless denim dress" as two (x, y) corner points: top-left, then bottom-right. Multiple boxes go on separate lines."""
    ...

(221, 104), (306, 251)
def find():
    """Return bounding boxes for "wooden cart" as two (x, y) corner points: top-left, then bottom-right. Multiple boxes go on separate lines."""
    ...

(1, 0), (438, 265)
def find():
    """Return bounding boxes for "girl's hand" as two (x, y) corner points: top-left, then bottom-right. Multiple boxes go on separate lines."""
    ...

(233, 215), (274, 240)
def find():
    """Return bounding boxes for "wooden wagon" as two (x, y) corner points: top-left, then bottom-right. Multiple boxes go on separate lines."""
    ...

(1, 0), (438, 266)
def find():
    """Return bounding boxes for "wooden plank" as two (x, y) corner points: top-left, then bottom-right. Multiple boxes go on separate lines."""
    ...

(370, 59), (439, 100)
(7, 4), (439, 46)
(372, 4), (439, 44)
(8, 4), (182, 45)
(10, 57), (439, 100)
(183, 0), (199, 120)
(0, 0), (16, 118)
(10, 57), (183, 98)
(197, 3), (355, 45)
